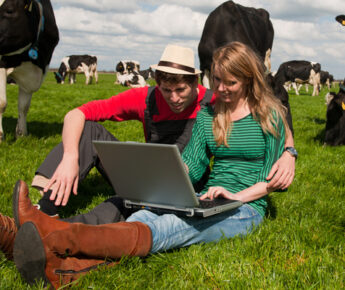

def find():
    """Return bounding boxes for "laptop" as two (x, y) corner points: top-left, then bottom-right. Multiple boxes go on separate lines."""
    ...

(92, 141), (243, 217)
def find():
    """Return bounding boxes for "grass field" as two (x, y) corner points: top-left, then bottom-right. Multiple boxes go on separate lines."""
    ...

(0, 73), (344, 289)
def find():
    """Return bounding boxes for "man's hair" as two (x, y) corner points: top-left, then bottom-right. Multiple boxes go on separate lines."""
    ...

(155, 70), (198, 86)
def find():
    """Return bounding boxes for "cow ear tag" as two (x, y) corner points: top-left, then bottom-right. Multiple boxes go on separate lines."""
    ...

(342, 102), (345, 111)
(28, 48), (38, 60)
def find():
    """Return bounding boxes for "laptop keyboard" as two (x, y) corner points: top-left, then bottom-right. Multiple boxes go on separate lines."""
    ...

(198, 198), (235, 209)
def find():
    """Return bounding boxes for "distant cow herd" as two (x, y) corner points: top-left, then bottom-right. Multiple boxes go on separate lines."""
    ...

(0, 0), (344, 146)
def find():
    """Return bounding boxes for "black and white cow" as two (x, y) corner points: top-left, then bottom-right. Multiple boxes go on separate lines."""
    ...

(197, 1), (294, 133)
(114, 60), (140, 84)
(0, 0), (59, 141)
(139, 67), (155, 80)
(266, 73), (294, 135)
(336, 15), (345, 26)
(54, 55), (98, 85)
(117, 71), (147, 88)
(324, 81), (345, 146)
(274, 60), (321, 96)
(198, 0), (274, 88)
(320, 70), (333, 91)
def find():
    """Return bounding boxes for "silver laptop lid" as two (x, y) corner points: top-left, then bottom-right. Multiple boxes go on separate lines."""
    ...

(92, 141), (200, 208)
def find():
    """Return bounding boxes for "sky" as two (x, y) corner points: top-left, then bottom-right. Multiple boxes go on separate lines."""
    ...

(50, 0), (345, 79)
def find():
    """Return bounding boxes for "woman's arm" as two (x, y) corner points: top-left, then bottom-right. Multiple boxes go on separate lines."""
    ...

(200, 182), (269, 203)
(266, 127), (295, 190)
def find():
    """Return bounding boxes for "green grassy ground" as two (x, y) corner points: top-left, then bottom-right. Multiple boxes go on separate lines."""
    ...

(0, 74), (344, 289)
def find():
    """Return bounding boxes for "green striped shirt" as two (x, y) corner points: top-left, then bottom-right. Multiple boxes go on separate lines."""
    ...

(182, 106), (285, 216)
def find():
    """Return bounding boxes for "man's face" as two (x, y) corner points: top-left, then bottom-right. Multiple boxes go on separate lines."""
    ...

(158, 80), (198, 113)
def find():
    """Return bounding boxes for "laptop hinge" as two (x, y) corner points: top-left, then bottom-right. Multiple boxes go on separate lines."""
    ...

(124, 200), (195, 217)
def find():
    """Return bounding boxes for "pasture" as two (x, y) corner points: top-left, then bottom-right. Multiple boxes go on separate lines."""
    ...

(0, 73), (344, 289)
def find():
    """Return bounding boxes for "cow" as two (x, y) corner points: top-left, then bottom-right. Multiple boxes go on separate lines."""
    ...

(114, 60), (140, 84)
(139, 67), (155, 80)
(319, 70), (333, 91)
(197, 1), (294, 133)
(336, 15), (345, 26)
(274, 60), (321, 96)
(116, 71), (147, 88)
(0, 0), (59, 142)
(324, 80), (345, 146)
(198, 0), (274, 88)
(54, 55), (98, 85)
(266, 73), (294, 135)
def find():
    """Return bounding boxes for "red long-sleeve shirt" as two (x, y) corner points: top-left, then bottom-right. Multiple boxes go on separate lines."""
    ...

(78, 84), (214, 141)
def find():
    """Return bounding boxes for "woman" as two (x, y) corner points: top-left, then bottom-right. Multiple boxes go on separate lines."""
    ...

(13, 42), (289, 288)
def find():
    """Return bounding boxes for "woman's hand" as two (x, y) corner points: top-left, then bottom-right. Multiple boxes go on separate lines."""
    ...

(266, 151), (295, 191)
(43, 153), (79, 206)
(200, 186), (240, 201)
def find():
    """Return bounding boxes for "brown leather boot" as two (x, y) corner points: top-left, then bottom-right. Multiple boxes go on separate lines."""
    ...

(14, 222), (114, 289)
(12, 180), (68, 231)
(12, 180), (152, 287)
(0, 214), (17, 260)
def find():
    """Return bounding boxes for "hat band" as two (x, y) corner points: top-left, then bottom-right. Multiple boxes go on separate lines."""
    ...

(158, 61), (195, 74)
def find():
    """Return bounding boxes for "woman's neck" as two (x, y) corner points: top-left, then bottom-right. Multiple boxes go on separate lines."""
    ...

(226, 97), (251, 121)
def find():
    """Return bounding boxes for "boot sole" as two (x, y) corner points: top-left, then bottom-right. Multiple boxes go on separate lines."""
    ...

(13, 222), (50, 286)
(12, 180), (21, 229)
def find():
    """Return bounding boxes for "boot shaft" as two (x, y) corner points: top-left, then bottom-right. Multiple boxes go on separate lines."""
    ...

(0, 214), (17, 260)
(47, 221), (152, 259)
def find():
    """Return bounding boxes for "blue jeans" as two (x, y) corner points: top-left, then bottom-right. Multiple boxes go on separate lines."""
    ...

(126, 204), (263, 253)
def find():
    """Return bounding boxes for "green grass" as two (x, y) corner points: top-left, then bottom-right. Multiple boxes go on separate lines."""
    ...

(0, 74), (344, 289)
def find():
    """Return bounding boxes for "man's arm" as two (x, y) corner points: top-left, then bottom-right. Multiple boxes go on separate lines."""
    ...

(266, 128), (295, 190)
(43, 108), (86, 206)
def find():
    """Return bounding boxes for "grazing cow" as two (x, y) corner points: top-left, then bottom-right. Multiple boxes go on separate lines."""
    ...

(115, 60), (140, 84)
(139, 67), (155, 80)
(198, 0), (274, 88)
(54, 55), (98, 85)
(117, 71), (147, 88)
(274, 60), (321, 96)
(324, 81), (345, 146)
(319, 70), (333, 91)
(0, 0), (59, 142)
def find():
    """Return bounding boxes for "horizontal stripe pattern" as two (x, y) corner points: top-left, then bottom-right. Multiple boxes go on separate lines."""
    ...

(182, 106), (285, 216)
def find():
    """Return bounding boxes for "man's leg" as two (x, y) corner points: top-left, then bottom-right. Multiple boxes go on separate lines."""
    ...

(62, 196), (135, 224)
(32, 121), (118, 215)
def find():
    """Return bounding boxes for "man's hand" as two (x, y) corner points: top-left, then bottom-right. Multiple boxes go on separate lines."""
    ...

(43, 153), (79, 206)
(266, 151), (295, 191)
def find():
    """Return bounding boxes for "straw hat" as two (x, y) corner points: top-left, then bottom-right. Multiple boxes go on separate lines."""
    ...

(151, 44), (201, 75)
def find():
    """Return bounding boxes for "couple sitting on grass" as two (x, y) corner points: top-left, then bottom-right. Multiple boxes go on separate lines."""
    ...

(0, 42), (296, 288)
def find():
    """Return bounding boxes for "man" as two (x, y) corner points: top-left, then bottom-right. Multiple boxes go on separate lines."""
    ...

(0, 44), (296, 260)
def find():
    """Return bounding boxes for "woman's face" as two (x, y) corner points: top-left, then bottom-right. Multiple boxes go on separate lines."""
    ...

(213, 67), (246, 104)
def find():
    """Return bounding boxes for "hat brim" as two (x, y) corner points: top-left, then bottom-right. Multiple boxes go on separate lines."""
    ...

(151, 64), (201, 75)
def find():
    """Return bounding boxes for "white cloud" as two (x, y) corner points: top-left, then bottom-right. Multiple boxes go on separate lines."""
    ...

(50, 0), (345, 79)
(53, 0), (140, 12)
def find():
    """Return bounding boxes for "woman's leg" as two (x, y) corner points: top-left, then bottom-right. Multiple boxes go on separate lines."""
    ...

(126, 205), (263, 253)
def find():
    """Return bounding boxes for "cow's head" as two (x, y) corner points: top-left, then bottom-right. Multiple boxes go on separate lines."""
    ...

(126, 62), (136, 74)
(54, 62), (67, 84)
(115, 61), (125, 74)
(0, 0), (36, 55)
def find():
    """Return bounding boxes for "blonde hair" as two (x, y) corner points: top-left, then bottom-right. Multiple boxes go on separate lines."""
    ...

(211, 42), (288, 146)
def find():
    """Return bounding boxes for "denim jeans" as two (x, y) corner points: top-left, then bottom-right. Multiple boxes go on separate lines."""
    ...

(126, 204), (263, 253)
